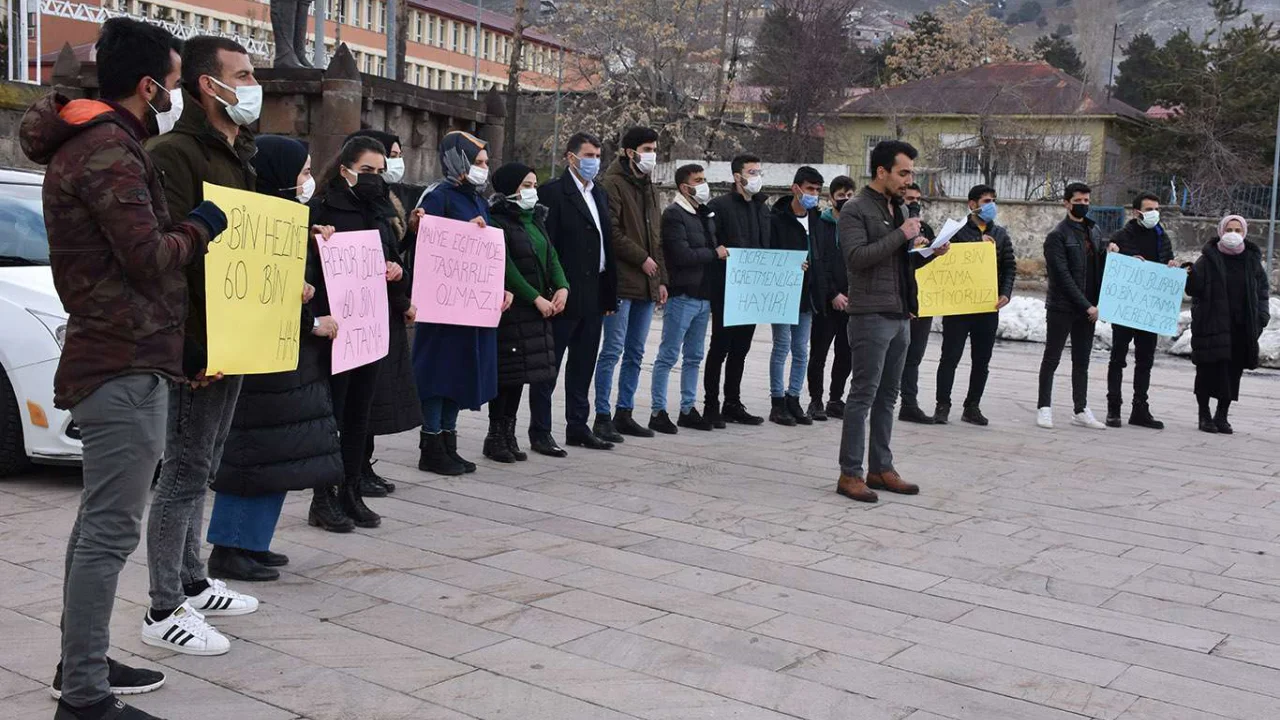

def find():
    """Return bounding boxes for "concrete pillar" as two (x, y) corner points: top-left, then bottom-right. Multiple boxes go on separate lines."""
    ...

(311, 44), (362, 176)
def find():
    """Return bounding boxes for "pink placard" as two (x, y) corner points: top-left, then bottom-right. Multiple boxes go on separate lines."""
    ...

(411, 214), (506, 328)
(317, 230), (390, 375)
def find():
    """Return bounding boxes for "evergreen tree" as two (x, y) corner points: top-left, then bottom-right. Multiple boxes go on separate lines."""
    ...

(1033, 34), (1085, 80)
(1113, 32), (1161, 109)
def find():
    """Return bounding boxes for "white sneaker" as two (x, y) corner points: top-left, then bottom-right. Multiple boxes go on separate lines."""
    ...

(141, 603), (230, 656)
(188, 578), (259, 617)
(1072, 408), (1107, 430)
(1036, 407), (1054, 429)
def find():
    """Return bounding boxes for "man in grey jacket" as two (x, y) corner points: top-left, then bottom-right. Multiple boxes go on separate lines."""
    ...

(835, 140), (946, 503)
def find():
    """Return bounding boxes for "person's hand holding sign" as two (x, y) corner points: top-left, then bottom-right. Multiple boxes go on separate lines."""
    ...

(716, 246), (729, 260)
(312, 225), (336, 242)
(302, 282), (315, 303)
(386, 262), (403, 282)
(471, 216), (487, 229)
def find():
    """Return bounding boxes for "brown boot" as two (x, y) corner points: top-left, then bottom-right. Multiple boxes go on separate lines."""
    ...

(836, 474), (878, 503)
(867, 470), (919, 495)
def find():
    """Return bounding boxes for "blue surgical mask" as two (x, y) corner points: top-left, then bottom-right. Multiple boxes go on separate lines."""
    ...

(576, 156), (600, 182)
(800, 193), (820, 210)
(977, 201), (997, 224)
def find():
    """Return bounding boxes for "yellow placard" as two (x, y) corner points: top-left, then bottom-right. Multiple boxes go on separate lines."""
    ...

(202, 182), (309, 375)
(915, 241), (999, 317)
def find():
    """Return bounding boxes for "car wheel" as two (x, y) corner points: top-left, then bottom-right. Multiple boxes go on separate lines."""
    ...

(0, 367), (32, 477)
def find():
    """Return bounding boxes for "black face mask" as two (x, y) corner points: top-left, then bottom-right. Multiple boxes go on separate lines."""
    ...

(834, 198), (849, 212)
(1070, 203), (1090, 220)
(351, 172), (387, 202)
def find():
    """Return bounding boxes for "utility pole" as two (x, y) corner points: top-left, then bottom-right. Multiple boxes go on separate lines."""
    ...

(1267, 94), (1279, 283)
(313, 0), (327, 69)
(550, 44), (564, 175)
(503, 0), (526, 157)
(1106, 23), (1119, 102)
(385, 0), (397, 79)
(472, 0), (482, 99)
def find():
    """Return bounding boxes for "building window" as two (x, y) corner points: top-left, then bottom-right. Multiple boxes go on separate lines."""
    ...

(451, 22), (459, 51)
(413, 12), (423, 43)
(375, 0), (385, 33)
(938, 147), (981, 175)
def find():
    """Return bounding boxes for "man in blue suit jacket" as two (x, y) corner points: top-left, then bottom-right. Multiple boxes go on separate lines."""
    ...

(529, 132), (619, 456)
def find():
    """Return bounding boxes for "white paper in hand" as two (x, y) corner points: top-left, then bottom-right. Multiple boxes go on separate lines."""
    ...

(910, 218), (965, 258)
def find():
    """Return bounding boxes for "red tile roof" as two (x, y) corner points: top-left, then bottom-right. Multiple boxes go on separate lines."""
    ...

(836, 62), (1144, 119)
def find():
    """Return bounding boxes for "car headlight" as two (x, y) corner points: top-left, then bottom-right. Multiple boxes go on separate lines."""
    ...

(28, 309), (67, 350)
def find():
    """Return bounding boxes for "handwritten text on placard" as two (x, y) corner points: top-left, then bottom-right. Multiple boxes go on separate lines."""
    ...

(1098, 253), (1187, 336)
(319, 230), (390, 374)
(723, 249), (807, 327)
(411, 214), (505, 328)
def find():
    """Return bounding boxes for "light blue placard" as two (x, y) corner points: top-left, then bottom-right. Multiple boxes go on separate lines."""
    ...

(723, 249), (808, 327)
(1097, 253), (1187, 336)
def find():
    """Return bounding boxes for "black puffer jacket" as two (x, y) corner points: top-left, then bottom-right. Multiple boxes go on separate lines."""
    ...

(1112, 219), (1174, 265)
(706, 191), (769, 315)
(1187, 240), (1270, 368)
(490, 199), (563, 386)
(1044, 216), (1108, 314)
(812, 209), (842, 314)
(211, 334), (342, 496)
(661, 196), (719, 300)
(770, 195), (817, 313)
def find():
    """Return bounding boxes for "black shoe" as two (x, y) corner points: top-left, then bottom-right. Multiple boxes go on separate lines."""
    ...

(807, 399), (828, 421)
(961, 405), (988, 426)
(785, 395), (813, 426)
(566, 427), (614, 450)
(1199, 418), (1220, 434)
(826, 399), (846, 419)
(615, 409), (656, 438)
(207, 545), (279, 582)
(243, 549), (289, 567)
(722, 401), (765, 425)
(1129, 404), (1165, 430)
(704, 401), (727, 429)
(56, 696), (166, 720)
(419, 432), (466, 476)
(503, 418), (528, 461)
(898, 404), (935, 424)
(1106, 415), (1123, 428)
(484, 419), (516, 463)
(443, 431), (477, 473)
(307, 487), (355, 533)
(359, 474), (389, 498)
(933, 403), (951, 425)
(361, 459), (395, 494)
(593, 414), (625, 443)
(530, 431), (569, 458)
(677, 408), (714, 431)
(769, 397), (796, 426)
(339, 479), (381, 529)
(51, 658), (165, 700)
(1215, 419), (1234, 435)
(649, 410), (679, 435)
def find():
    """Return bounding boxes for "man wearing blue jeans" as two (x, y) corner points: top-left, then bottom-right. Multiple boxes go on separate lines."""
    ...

(649, 164), (727, 433)
(767, 167), (824, 427)
(595, 126), (668, 440)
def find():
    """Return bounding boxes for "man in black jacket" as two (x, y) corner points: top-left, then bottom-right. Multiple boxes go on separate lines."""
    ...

(897, 182), (939, 424)
(1036, 182), (1117, 430)
(649, 163), (727, 434)
(1105, 192), (1176, 429)
(932, 184), (1016, 426)
(704, 153), (770, 426)
(768, 166), (823, 427)
(807, 175), (856, 421)
(531, 132), (619, 455)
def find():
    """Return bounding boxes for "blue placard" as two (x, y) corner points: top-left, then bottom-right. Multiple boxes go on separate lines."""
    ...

(1097, 253), (1187, 336)
(723, 249), (808, 327)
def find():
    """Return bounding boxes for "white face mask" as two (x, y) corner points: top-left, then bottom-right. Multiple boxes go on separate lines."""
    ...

(633, 151), (657, 175)
(744, 175), (763, 195)
(690, 182), (711, 204)
(296, 175), (315, 204)
(1220, 231), (1245, 249)
(467, 164), (489, 187)
(209, 76), (262, 127)
(151, 82), (182, 135)
(384, 157), (405, 184)
(1139, 209), (1160, 229)
(511, 187), (539, 210)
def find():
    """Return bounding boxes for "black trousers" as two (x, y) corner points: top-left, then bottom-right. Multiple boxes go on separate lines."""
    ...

(935, 312), (999, 408)
(899, 317), (934, 407)
(704, 311), (757, 406)
(1107, 326), (1157, 410)
(330, 361), (380, 483)
(529, 312), (603, 435)
(808, 312), (851, 404)
(1038, 310), (1095, 413)
(490, 384), (525, 422)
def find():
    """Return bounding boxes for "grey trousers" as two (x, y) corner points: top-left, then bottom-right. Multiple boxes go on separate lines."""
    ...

(839, 314), (910, 478)
(146, 376), (242, 611)
(61, 374), (169, 707)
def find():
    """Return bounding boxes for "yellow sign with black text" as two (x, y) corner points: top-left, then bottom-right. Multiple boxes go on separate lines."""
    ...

(915, 242), (999, 317)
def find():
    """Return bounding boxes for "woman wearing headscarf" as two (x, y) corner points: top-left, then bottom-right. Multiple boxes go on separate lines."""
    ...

(343, 129), (421, 497)
(1185, 215), (1270, 434)
(206, 135), (343, 580)
(307, 135), (412, 529)
(484, 163), (570, 462)
(413, 130), (512, 475)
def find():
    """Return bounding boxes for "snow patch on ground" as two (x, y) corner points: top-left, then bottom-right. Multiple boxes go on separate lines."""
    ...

(1158, 299), (1279, 369)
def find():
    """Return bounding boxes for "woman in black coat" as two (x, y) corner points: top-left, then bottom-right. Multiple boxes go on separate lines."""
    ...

(206, 135), (343, 581)
(1186, 215), (1271, 434)
(307, 136), (412, 531)
(483, 163), (570, 462)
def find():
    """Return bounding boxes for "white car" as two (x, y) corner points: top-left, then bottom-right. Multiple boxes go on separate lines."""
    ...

(0, 168), (81, 475)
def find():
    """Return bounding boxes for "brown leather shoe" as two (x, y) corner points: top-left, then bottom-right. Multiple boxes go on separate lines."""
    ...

(866, 471), (919, 495)
(836, 474), (878, 503)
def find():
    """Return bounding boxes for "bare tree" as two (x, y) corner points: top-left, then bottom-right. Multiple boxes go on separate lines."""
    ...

(503, 0), (527, 156)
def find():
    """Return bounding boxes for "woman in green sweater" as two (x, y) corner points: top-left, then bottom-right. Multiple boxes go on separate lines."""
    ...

(485, 163), (571, 462)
